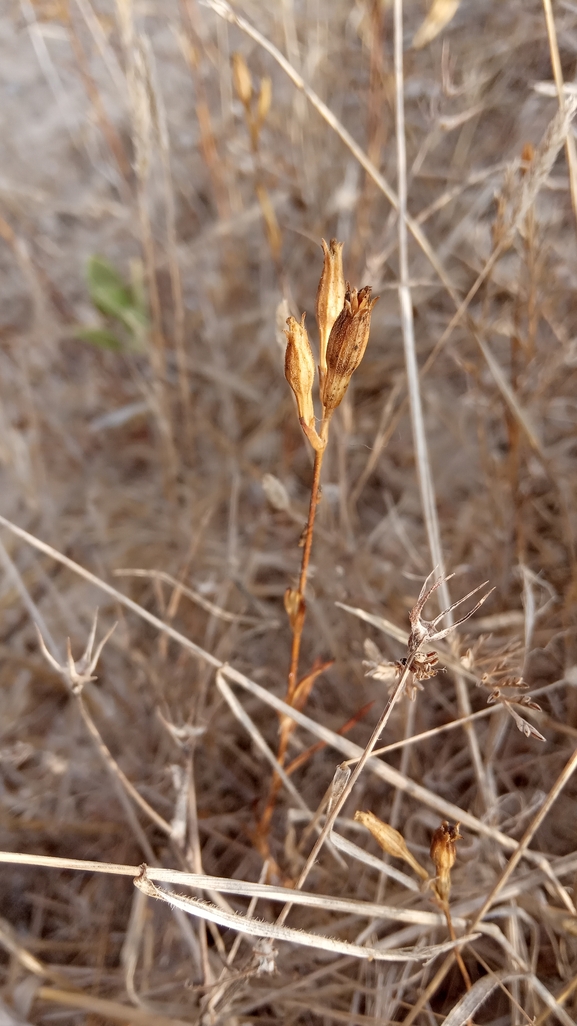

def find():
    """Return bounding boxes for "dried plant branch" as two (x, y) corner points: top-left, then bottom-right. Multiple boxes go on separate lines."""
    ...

(113, 567), (270, 625)
(35, 615), (173, 838)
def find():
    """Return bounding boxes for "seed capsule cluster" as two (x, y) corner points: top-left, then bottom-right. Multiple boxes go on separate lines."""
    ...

(283, 240), (378, 450)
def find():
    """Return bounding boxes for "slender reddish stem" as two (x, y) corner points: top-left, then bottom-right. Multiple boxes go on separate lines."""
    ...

(257, 418), (329, 855)
(287, 430), (327, 700)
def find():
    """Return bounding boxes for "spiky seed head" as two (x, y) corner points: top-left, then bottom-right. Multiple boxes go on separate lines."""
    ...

(320, 284), (378, 412)
(284, 313), (316, 429)
(316, 239), (345, 380)
(430, 820), (462, 902)
(232, 52), (253, 108)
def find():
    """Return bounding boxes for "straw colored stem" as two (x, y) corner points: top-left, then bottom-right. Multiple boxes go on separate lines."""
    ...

(534, 974), (577, 1026)
(542, 0), (577, 230)
(393, 0), (493, 812)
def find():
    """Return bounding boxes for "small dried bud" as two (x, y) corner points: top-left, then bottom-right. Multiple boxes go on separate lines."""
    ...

(321, 284), (378, 412)
(316, 239), (345, 380)
(430, 820), (462, 902)
(284, 587), (305, 630)
(355, 811), (430, 882)
(284, 313), (316, 430)
(256, 76), (272, 129)
(520, 141), (535, 172)
(232, 52), (253, 108)
(327, 764), (351, 814)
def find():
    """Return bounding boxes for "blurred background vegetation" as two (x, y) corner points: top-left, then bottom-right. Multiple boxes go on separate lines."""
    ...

(2, 0), (577, 1022)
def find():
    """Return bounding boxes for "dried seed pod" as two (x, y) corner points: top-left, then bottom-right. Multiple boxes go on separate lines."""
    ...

(355, 811), (430, 882)
(327, 764), (352, 814)
(256, 76), (272, 130)
(321, 284), (378, 412)
(316, 239), (345, 381)
(284, 313), (315, 429)
(232, 52), (253, 108)
(284, 587), (305, 630)
(430, 820), (462, 902)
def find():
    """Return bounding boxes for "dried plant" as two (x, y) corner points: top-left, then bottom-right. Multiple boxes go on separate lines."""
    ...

(3, 1), (577, 1023)
(257, 241), (378, 861)
(479, 672), (546, 742)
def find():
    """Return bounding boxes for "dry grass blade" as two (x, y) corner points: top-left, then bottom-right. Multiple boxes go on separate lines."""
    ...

(0, 508), (560, 858)
(134, 870), (479, 964)
(35, 988), (193, 1026)
(204, 0), (461, 305)
(0, 514), (222, 667)
(442, 970), (575, 1026)
(412, 0), (461, 50)
(114, 567), (270, 624)
(216, 671), (310, 814)
(223, 663), (564, 870)
(393, 0), (495, 824)
(542, 0), (577, 227)
(328, 830), (423, 892)
(404, 743), (577, 1023)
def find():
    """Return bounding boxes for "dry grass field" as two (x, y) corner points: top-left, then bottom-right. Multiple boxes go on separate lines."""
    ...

(2, 0), (577, 1023)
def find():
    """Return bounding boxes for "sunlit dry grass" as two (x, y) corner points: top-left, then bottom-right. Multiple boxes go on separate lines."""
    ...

(1, 0), (577, 1023)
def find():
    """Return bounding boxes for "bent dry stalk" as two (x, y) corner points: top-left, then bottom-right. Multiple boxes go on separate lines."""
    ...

(256, 240), (379, 860)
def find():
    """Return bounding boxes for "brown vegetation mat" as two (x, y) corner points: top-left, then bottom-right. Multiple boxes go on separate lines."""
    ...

(2, 0), (577, 1022)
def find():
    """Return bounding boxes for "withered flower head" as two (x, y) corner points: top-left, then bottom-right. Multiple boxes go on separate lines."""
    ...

(316, 239), (345, 380)
(407, 571), (493, 657)
(284, 313), (315, 429)
(232, 52), (253, 108)
(430, 820), (462, 902)
(320, 283), (378, 412)
(355, 811), (430, 882)
(284, 586), (305, 631)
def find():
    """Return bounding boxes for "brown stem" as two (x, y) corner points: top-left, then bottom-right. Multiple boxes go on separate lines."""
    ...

(287, 427), (328, 700)
(257, 417), (330, 854)
(440, 897), (471, 992)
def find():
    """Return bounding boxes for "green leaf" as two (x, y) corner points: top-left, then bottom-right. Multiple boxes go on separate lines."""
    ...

(86, 256), (148, 335)
(75, 326), (124, 351)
